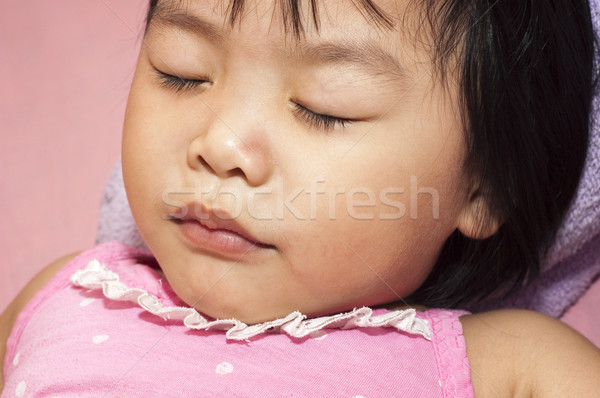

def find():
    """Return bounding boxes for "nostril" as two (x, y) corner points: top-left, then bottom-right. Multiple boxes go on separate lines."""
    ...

(198, 156), (216, 174)
(187, 135), (271, 185)
(197, 156), (244, 179)
(228, 167), (245, 179)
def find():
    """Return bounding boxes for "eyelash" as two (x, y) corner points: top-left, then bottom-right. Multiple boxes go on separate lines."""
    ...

(292, 104), (352, 131)
(155, 71), (208, 92)
(155, 71), (352, 131)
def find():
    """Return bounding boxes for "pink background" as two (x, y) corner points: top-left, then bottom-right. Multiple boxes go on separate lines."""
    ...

(0, 0), (146, 313)
(0, 0), (598, 346)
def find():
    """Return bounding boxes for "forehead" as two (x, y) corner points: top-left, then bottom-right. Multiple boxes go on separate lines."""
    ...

(148, 0), (430, 44)
(147, 0), (432, 75)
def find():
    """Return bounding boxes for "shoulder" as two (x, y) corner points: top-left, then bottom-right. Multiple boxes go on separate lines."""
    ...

(461, 309), (600, 398)
(0, 251), (79, 392)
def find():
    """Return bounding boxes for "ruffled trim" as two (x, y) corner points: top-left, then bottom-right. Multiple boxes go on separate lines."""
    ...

(70, 259), (431, 341)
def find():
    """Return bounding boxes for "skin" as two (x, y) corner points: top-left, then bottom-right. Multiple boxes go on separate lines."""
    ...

(2, 0), (599, 395)
(121, 0), (484, 325)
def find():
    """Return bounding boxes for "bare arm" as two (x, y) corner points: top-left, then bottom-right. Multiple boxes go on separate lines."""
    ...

(0, 252), (79, 392)
(525, 311), (600, 397)
(462, 309), (600, 398)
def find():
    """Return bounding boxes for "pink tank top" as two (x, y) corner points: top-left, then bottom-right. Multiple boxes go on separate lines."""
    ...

(2, 242), (474, 397)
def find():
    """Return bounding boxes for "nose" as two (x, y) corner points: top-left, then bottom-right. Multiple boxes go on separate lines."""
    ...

(186, 110), (274, 187)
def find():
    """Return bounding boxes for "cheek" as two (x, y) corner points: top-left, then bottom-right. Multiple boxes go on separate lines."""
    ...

(280, 193), (448, 304)
(274, 135), (467, 304)
(123, 56), (191, 154)
(122, 76), (171, 236)
(122, 66), (189, 197)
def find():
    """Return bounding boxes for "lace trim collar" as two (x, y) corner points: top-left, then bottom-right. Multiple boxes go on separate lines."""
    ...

(70, 259), (431, 341)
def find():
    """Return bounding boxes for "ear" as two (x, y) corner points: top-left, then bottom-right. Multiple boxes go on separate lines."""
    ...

(456, 189), (502, 240)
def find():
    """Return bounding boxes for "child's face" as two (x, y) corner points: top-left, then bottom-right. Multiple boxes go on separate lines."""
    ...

(123, 0), (473, 323)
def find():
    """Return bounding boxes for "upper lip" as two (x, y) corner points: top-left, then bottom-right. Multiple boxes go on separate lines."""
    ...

(169, 202), (273, 247)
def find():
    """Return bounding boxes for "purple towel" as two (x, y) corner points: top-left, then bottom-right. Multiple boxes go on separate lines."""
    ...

(96, 160), (148, 252)
(97, 1), (600, 317)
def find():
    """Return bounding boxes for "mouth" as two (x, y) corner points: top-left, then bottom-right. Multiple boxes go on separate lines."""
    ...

(168, 203), (275, 257)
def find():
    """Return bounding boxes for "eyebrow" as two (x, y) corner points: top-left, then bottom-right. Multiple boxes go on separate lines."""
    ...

(149, 5), (226, 44)
(297, 41), (406, 81)
(148, 6), (406, 82)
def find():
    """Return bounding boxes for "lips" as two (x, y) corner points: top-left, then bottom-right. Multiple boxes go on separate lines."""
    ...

(169, 203), (274, 257)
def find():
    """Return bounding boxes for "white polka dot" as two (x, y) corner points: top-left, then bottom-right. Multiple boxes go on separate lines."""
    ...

(12, 352), (20, 367)
(92, 334), (109, 344)
(215, 362), (234, 374)
(80, 298), (95, 307)
(15, 381), (26, 397)
(310, 330), (328, 340)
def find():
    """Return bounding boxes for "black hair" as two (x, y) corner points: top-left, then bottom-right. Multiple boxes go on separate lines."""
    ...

(145, 0), (597, 308)
(413, 1), (597, 308)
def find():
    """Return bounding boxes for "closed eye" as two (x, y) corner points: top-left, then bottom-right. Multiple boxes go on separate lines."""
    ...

(155, 70), (209, 93)
(154, 70), (352, 130)
(292, 103), (353, 131)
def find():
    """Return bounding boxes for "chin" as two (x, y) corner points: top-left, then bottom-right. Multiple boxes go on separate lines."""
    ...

(187, 297), (280, 325)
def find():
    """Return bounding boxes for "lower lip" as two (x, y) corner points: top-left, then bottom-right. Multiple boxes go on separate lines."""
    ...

(175, 220), (271, 257)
